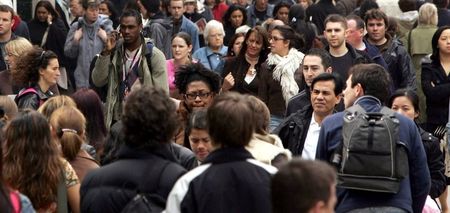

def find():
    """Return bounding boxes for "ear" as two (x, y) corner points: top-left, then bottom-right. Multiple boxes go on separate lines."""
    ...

(188, 44), (193, 52)
(335, 93), (342, 105)
(414, 111), (419, 119)
(39, 67), (45, 75)
(308, 201), (326, 213)
(325, 66), (332, 73)
(355, 83), (364, 96)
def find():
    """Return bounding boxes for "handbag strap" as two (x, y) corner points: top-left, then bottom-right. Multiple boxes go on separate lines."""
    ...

(56, 170), (68, 213)
(40, 26), (51, 47)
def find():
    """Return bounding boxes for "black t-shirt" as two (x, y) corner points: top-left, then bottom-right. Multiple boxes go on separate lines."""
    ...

(331, 51), (353, 81)
(254, 9), (266, 23)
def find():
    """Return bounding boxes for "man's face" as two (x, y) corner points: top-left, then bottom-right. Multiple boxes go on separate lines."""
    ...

(311, 80), (341, 117)
(302, 55), (327, 87)
(0, 11), (12, 36)
(346, 19), (364, 48)
(255, 0), (268, 10)
(366, 18), (386, 45)
(120, 16), (142, 45)
(170, 0), (185, 20)
(85, 6), (99, 23)
(324, 21), (347, 49)
(343, 75), (358, 108)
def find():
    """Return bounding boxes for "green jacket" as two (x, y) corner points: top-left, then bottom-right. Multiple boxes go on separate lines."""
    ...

(92, 37), (168, 128)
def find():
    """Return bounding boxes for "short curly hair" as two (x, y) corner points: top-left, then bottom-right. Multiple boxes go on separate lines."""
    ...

(175, 63), (222, 94)
(12, 48), (58, 85)
(122, 86), (179, 148)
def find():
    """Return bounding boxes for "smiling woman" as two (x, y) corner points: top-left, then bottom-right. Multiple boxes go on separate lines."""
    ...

(13, 48), (60, 110)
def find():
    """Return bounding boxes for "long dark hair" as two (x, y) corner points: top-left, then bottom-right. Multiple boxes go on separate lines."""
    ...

(431, 26), (450, 64)
(273, 25), (305, 51)
(238, 26), (270, 63)
(71, 88), (107, 153)
(34, 0), (60, 22)
(222, 5), (247, 29)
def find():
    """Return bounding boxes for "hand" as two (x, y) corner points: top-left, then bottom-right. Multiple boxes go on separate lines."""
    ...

(102, 31), (118, 55)
(74, 28), (83, 42)
(47, 14), (53, 24)
(98, 28), (107, 43)
(222, 73), (235, 91)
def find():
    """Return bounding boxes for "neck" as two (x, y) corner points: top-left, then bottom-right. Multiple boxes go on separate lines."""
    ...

(210, 45), (221, 52)
(245, 53), (259, 61)
(440, 53), (450, 63)
(354, 41), (366, 51)
(330, 44), (348, 57)
(0, 31), (12, 42)
(174, 57), (189, 66)
(38, 80), (50, 93)
(255, 5), (266, 11)
(369, 37), (387, 46)
(125, 39), (142, 51)
(314, 112), (332, 126)
(277, 48), (290, 57)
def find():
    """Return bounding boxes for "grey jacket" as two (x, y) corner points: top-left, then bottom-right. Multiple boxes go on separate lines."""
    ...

(64, 16), (113, 89)
(91, 37), (168, 128)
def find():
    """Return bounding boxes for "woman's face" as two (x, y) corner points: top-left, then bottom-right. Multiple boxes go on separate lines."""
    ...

(36, 6), (50, 22)
(172, 36), (192, 62)
(269, 29), (289, 55)
(276, 6), (289, 24)
(184, 80), (213, 110)
(189, 128), (213, 162)
(298, 0), (309, 9)
(184, 1), (196, 13)
(207, 27), (224, 50)
(232, 35), (245, 56)
(230, 9), (244, 28)
(99, 3), (111, 16)
(246, 31), (264, 57)
(391, 96), (418, 120)
(438, 29), (450, 55)
(39, 58), (60, 87)
(5, 47), (17, 70)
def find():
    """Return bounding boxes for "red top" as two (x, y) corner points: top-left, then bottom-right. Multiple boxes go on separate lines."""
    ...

(213, 2), (229, 22)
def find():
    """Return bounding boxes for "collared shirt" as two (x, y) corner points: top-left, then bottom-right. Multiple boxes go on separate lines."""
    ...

(192, 46), (228, 72)
(302, 112), (321, 160)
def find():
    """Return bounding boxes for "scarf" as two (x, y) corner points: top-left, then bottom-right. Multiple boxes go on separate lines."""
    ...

(266, 48), (304, 104)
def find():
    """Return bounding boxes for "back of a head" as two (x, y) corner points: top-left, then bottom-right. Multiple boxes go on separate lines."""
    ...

(122, 86), (179, 149)
(207, 92), (254, 148)
(348, 63), (391, 104)
(5, 37), (32, 57)
(272, 159), (336, 213)
(38, 95), (77, 120)
(288, 4), (305, 23)
(245, 95), (270, 135)
(359, 0), (380, 20)
(418, 3), (438, 26)
(0, 95), (17, 122)
(50, 106), (86, 161)
(433, 0), (448, 9)
(398, 0), (416, 12)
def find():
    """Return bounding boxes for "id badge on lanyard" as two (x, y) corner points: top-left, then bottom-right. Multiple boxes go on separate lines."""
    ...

(120, 47), (142, 101)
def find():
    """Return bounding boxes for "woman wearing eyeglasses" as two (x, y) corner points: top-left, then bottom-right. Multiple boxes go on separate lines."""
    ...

(174, 63), (221, 146)
(13, 48), (60, 110)
(221, 26), (270, 96)
(259, 25), (305, 131)
(192, 20), (228, 73)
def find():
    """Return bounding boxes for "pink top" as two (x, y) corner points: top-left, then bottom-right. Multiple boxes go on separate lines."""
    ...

(166, 59), (176, 91)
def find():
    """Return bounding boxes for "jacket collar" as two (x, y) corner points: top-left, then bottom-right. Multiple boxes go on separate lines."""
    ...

(203, 147), (254, 164)
(117, 143), (178, 163)
(353, 95), (382, 112)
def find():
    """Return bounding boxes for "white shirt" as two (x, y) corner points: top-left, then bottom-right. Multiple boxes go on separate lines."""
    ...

(301, 113), (321, 160)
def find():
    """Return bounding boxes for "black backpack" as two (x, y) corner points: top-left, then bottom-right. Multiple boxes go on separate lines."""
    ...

(331, 105), (409, 194)
(120, 160), (170, 213)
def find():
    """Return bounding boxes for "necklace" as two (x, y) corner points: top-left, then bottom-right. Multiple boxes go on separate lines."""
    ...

(245, 54), (259, 76)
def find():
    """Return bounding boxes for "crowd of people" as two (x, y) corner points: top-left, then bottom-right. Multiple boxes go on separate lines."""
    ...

(0, 0), (450, 212)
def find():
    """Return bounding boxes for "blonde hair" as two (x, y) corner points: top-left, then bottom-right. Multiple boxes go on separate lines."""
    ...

(5, 37), (33, 57)
(38, 95), (77, 119)
(50, 106), (86, 161)
(418, 3), (438, 26)
(0, 95), (18, 121)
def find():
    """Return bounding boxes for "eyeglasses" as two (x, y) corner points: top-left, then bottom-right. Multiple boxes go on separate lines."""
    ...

(269, 36), (285, 41)
(208, 33), (224, 38)
(185, 92), (211, 100)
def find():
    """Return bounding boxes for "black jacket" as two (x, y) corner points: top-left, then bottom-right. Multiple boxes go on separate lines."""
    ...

(421, 61), (450, 126)
(273, 104), (313, 155)
(165, 147), (277, 213)
(101, 121), (198, 170)
(285, 87), (310, 117)
(15, 85), (54, 110)
(80, 144), (186, 213)
(419, 127), (446, 198)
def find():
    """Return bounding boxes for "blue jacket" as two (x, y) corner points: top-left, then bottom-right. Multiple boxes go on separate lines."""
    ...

(192, 46), (228, 72)
(316, 96), (430, 213)
(246, 4), (274, 27)
(180, 15), (200, 53)
(363, 39), (389, 71)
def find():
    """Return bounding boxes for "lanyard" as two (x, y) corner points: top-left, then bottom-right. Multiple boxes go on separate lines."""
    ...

(122, 47), (142, 81)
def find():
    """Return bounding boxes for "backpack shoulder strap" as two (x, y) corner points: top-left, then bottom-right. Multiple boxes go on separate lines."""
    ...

(18, 88), (38, 97)
(346, 104), (366, 115)
(145, 41), (154, 75)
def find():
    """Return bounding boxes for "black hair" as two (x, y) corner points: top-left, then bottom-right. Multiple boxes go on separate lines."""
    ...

(431, 26), (450, 63)
(175, 63), (222, 94)
(348, 63), (391, 104)
(387, 88), (420, 113)
(120, 9), (142, 26)
(273, 25), (305, 51)
(273, 2), (291, 18)
(304, 48), (332, 69)
(222, 5), (247, 29)
(311, 72), (344, 96)
(346, 14), (365, 30)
